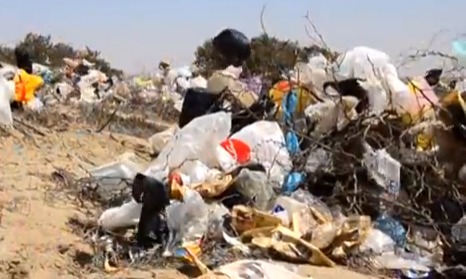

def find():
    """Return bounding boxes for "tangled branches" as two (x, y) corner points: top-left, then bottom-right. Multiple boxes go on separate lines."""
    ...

(287, 113), (465, 248)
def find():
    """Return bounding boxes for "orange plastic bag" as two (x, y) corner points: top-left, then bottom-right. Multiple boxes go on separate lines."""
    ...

(14, 70), (44, 103)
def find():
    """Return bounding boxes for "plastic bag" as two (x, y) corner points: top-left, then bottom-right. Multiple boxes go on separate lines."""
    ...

(215, 138), (252, 172)
(213, 29), (251, 64)
(305, 148), (331, 172)
(374, 214), (407, 247)
(165, 189), (210, 253)
(335, 46), (391, 81)
(13, 69), (44, 103)
(0, 75), (14, 126)
(291, 189), (333, 222)
(233, 168), (275, 211)
(98, 199), (142, 230)
(178, 160), (222, 184)
(178, 87), (222, 128)
(190, 76), (207, 88)
(54, 82), (74, 99)
(144, 112), (232, 181)
(304, 96), (359, 136)
(362, 143), (401, 197)
(215, 260), (307, 279)
(403, 77), (439, 122)
(176, 66), (192, 78)
(282, 172), (304, 193)
(89, 152), (143, 190)
(23, 97), (44, 112)
(452, 215), (466, 243)
(226, 121), (292, 189)
(373, 252), (430, 273)
(148, 125), (179, 155)
(175, 76), (190, 91)
(359, 228), (395, 254)
(292, 56), (331, 97)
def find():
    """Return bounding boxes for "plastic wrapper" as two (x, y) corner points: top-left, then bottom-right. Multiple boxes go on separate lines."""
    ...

(178, 160), (222, 185)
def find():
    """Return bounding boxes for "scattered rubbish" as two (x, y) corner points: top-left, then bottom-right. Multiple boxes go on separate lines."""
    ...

(6, 25), (465, 279)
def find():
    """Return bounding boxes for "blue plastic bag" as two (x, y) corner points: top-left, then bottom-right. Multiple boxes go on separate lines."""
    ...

(374, 214), (407, 247)
(285, 131), (300, 155)
(282, 172), (305, 194)
(282, 89), (297, 124)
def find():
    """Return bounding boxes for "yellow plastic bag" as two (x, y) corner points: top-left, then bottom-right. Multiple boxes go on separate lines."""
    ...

(268, 80), (315, 118)
(14, 70), (44, 103)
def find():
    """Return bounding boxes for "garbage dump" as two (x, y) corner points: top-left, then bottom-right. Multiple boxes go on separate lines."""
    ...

(2, 27), (466, 279)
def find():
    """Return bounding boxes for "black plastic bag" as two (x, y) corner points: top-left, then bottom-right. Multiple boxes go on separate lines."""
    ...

(178, 87), (222, 128)
(74, 63), (90, 76)
(132, 173), (170, 248)
(213, 28), (251, 66)
(14, 46), (33, 74)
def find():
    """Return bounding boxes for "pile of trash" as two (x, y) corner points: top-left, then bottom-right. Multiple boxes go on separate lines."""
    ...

(0, 45), (187, 138)
(4, 28), (466, 278)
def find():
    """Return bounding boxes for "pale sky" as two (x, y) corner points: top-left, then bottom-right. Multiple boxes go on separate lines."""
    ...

(0, 0), (463, 74)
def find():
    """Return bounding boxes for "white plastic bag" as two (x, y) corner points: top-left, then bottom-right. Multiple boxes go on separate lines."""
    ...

(363, 143), (401, 195)
(293, 54), (332, 97)
(178, 160), (222, 185)
(32, 63), (50, 76)
(335, 46), (391, 81)
(0, 75), (14, 126)
(190, 75), (207, 88)
(24, 97), (44, 112)
(98, 199), (141, 230)
(216, 260), (307, 279)
(226, 121), (292, 189)
(148, 125), (179, 154)
(359, 229), (395, 254)
(304, 96), (359, 136)
(144, 112), (232, 181)
(54, 82), (74, 99)
(89, 152), (143, 189)
(165, 189), (209, 253)
(334, 47), (413, 115)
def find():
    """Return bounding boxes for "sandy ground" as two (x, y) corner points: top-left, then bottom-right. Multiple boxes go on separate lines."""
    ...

(0, 126), (382, 279)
